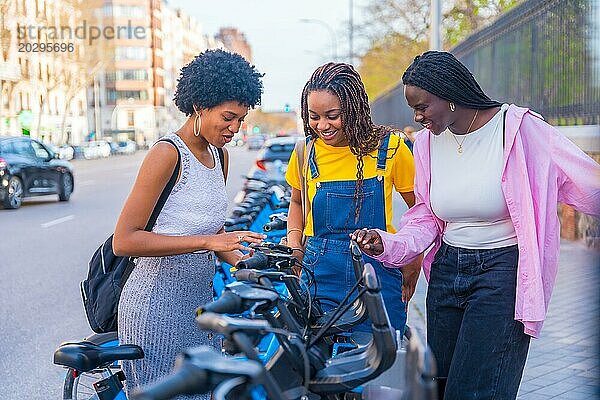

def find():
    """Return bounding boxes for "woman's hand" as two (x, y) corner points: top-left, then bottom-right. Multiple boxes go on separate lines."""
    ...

(401, 259), (421, 306)
(215, 249), (253, 267)
(206, 231), (266, 252)
(350, 228), (384, 256)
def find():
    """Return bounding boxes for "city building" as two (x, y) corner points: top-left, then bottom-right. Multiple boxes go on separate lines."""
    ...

(216, 27), (252, 62)
(0, 0), (89, 144)
(87, 0), (156, 145)
(0, 0), (250, 146)
(90, 0), (227, 145)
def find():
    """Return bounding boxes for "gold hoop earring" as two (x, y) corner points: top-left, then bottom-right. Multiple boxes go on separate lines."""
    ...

(449, 102), (456, 112)
(193, 110), (201, 137)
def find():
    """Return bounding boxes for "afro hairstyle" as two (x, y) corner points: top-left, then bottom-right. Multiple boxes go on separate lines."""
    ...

(174, 49), (264, 116)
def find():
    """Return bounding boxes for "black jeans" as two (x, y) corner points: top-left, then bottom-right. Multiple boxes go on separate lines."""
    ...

(426, 243), (530, 400)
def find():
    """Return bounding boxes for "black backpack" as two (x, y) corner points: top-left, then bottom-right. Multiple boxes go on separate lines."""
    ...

(81, 140), (224, 333)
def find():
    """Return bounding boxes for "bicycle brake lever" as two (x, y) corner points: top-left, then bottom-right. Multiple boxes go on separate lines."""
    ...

(249, 242), (293, 255)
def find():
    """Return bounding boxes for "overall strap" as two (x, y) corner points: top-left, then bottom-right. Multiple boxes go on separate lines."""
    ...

(376, 134), (391, 178)
(295, 137), (315, 246)
(307, 136), (320, 179)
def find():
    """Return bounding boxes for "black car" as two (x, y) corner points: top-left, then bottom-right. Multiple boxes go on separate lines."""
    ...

(248, 136), (302, 183)
(0, 136), (74, 209)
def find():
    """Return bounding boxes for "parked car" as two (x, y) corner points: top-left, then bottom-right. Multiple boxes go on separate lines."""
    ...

(226, 134), (245, 147)
(45, 143), (75, 161)
(83, 140), (111, 159)
(71, 145), (85, 159)
(58, 144), (75, 160)
(247, 136), (302, 182)
(115, 140), (136, 155)
(246, 134), (266, 150)
(109, 141), (120, 156)
(0, 136), (74, 209)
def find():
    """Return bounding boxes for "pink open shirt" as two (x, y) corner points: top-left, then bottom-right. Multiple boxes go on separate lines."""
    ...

(373, 104), (600, 338)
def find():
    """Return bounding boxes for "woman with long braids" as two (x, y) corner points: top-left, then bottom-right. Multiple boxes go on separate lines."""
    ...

(285, 62), (420, 333)
(352, 51), (600, 399)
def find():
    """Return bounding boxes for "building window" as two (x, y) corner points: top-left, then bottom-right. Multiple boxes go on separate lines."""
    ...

(107, 90), (149, 102)
(110, 5), (147, 18)
(127, 111), (134, 127)
(106, 69), (148, 81)
(115, 47), (147, 61)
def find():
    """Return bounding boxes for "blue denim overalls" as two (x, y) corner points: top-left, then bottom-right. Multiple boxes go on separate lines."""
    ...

(302, 135), (406, 332)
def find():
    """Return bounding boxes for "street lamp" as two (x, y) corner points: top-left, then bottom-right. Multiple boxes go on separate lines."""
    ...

(349, 0), (354, 65)
(299, 18), (338, 61)
(430, 0), (442, 50)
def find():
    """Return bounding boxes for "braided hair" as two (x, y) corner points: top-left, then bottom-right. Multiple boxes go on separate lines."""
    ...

(300, 62), (399, 222)
(402, 51), (501, 109)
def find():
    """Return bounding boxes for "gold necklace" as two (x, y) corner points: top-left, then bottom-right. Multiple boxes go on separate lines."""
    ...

(451, 109), (479, 154)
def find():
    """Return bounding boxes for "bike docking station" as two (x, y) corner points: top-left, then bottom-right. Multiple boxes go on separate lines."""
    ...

(53, 171), (438, 399)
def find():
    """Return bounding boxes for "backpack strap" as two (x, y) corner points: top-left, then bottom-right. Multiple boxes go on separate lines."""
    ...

(502, 108), (507, 149)
(217, 147), (226, 181)
(145, 138), (181, 231)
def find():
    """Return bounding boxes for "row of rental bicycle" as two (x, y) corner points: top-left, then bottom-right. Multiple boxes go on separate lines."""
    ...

(53, 173), (438, 400)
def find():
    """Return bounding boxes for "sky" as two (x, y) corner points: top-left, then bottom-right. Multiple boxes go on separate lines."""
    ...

(167, 0), (366, 112)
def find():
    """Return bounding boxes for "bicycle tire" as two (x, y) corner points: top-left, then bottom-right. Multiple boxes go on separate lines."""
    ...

(62, 331), (120, 400)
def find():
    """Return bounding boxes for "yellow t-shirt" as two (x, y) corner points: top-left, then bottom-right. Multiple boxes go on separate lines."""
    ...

(285, 134), (415, 236)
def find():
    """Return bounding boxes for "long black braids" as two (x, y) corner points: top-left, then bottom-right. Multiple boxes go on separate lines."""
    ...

(300, 62), (399, 222)
(402, 51), (501, 109)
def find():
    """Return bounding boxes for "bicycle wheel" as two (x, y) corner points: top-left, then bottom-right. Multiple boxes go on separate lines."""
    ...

(62, 332), (122, 400)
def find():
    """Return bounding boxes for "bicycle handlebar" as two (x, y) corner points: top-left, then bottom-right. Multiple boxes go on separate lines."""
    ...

(196, 312), (271, 335)
(263, 218), (287, 232)
(234, 269), (287, 283)
(249, 242), (293, 255)
(196, 291), (243, 315)
(133, 346), (268, 400)
(236, 252), (269, 270)
(131, 363), (209, 400)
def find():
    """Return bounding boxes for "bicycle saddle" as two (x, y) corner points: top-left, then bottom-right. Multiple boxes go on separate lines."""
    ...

(53, 341), (144, 372)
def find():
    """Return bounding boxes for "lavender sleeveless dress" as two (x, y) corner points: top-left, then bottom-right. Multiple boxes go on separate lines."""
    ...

(118, 133), (227, 398)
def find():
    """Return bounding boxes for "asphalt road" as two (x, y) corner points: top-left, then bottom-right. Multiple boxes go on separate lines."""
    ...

(0, 145), (257, 399)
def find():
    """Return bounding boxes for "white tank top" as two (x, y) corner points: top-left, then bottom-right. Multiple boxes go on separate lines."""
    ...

(430, 104), (517, 249)
(151, 133), (227, 237)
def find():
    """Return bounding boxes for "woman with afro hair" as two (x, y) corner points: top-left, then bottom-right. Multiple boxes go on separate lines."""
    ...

(113, 49), (266, 397)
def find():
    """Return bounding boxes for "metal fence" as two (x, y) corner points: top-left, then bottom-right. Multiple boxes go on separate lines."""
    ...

(371, 0), (600, 128)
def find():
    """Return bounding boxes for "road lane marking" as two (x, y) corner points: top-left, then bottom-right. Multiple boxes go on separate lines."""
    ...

(41, 215), (75, 228)
(78, 180), (95, 186)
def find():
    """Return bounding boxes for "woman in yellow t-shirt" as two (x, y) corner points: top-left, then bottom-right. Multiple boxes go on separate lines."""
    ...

(285, 62), (420, 332)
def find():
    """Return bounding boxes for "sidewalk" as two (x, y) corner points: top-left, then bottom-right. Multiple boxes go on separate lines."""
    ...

(406, 240), (599, 399)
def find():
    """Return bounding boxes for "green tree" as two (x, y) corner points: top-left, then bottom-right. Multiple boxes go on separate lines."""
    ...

(356, 0), (520, 100)
(358, 33), (427, 101)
